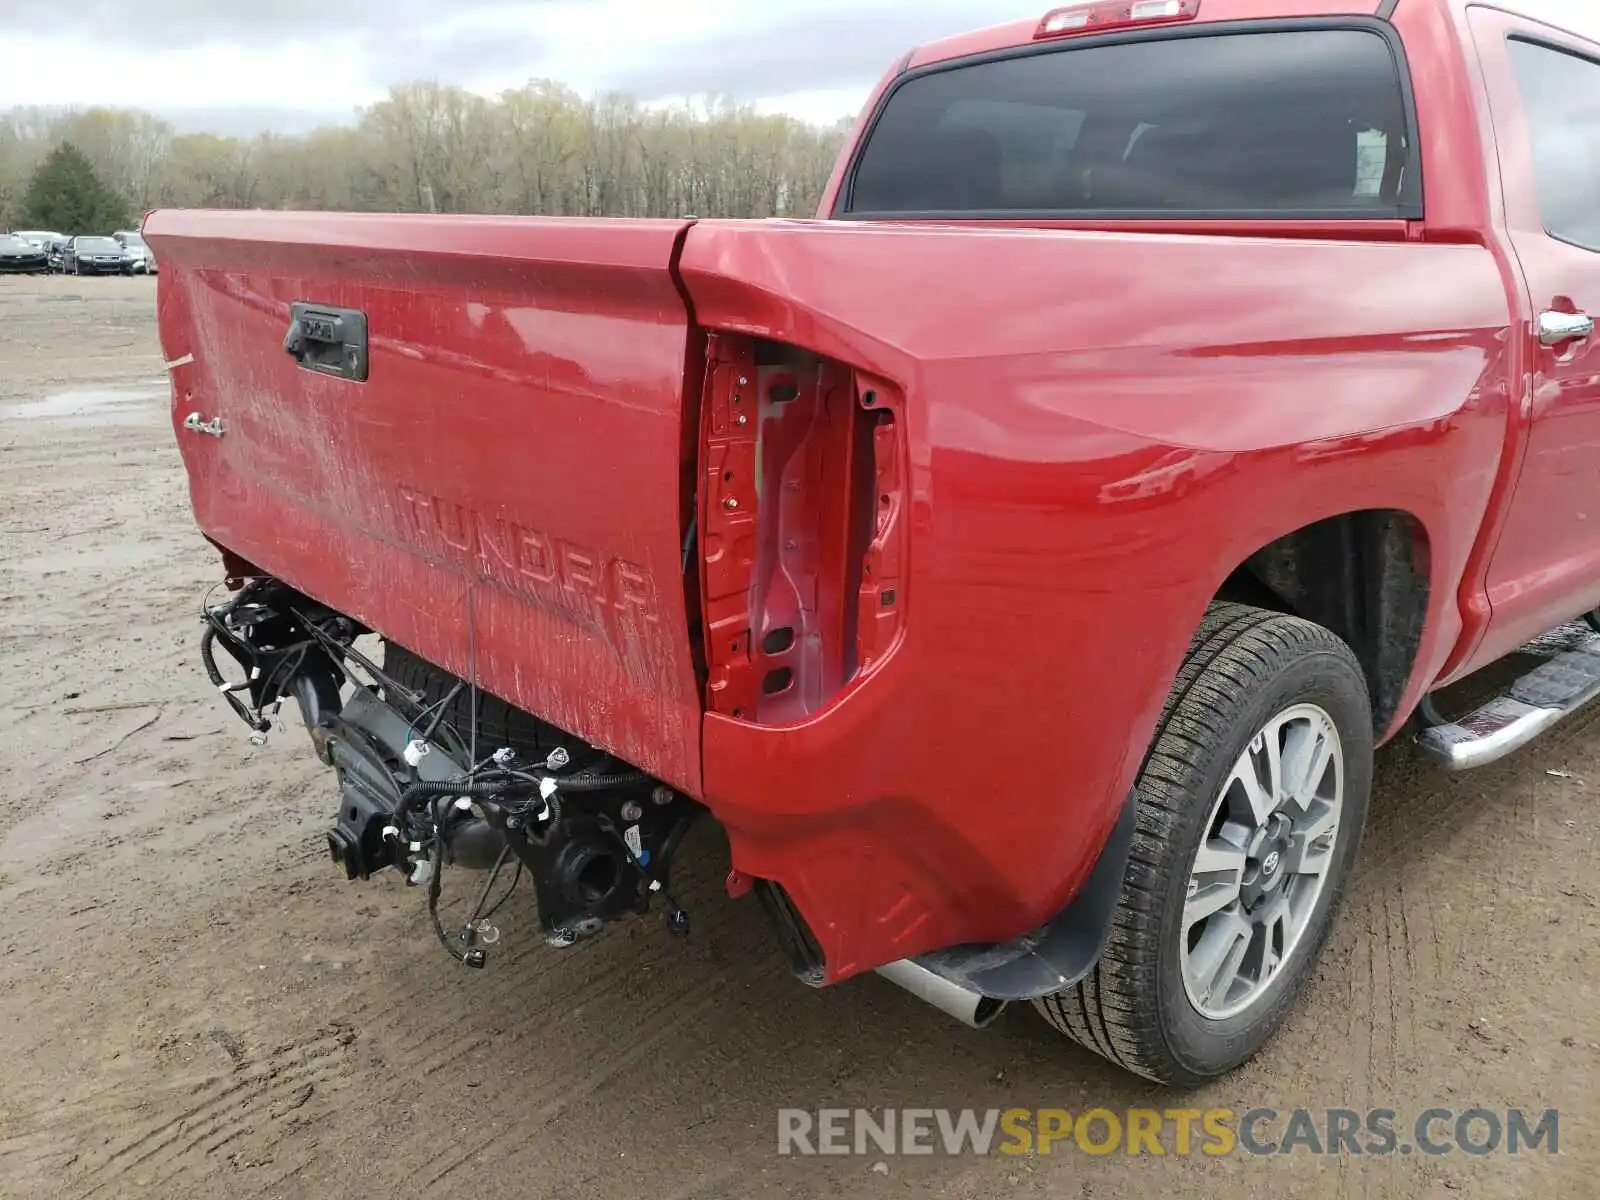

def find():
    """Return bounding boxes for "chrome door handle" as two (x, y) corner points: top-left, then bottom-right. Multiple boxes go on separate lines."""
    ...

(1538, 310), (1594, 346)
(182, 411), (225, 438)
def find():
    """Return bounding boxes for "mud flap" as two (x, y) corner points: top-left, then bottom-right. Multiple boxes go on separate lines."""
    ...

(908, 791), (1139, 1002)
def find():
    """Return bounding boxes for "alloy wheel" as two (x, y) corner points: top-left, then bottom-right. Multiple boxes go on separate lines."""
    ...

(1179, 702), (1343, 1020)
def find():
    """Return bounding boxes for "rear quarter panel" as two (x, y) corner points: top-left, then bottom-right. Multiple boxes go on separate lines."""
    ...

(680, 219), (1513, 978)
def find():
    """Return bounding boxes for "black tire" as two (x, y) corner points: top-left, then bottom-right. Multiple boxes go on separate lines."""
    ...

(1034, 602), (1373, 1085)
(382, 641), (602, 769)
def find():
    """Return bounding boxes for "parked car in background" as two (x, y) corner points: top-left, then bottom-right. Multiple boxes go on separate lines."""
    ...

(0, 234), (49, 273)
(61, 235), (133, 276)
(43, 237), (68, 272)
(10, 230), (64, 251)
(113, 230), (157, 274)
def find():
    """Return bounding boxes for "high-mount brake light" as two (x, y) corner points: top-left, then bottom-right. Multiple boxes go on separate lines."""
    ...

(1035, 0), (1199, 39)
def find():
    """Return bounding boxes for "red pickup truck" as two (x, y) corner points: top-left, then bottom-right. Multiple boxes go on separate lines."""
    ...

(146, 0), (1600, 1085)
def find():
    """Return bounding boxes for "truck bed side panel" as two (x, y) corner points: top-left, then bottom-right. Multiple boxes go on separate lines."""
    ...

(679, 219), (1513, 978)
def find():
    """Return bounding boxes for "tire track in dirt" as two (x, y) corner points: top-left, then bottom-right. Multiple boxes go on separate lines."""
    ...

(412, 987), (737, 1188)
(267, 835), (774, 1191)
(68, 1022), (359, 1198)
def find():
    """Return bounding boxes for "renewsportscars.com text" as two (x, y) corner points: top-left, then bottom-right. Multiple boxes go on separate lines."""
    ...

(777, 1107), (1559, 1158)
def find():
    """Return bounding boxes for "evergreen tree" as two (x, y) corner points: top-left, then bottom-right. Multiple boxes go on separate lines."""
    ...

(21, 142), (127, 232)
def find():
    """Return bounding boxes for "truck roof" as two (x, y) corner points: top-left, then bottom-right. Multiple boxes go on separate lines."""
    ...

(908, 0), (1389, 70)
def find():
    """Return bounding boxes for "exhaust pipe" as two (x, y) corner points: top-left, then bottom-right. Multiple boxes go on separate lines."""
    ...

(876, 959), (1007, 1029)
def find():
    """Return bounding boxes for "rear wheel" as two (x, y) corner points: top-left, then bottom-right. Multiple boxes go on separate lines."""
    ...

(1034, 603), (1372, 1085)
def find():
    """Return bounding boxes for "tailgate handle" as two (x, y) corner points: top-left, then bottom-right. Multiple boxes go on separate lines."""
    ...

(284, 303), (369, 382)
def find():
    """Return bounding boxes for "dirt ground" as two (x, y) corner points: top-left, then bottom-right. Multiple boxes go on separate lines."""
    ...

(0, 273), (1594, 1200)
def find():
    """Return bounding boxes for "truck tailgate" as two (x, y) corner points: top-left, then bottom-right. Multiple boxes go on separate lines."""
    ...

(144, 212), (704, 793)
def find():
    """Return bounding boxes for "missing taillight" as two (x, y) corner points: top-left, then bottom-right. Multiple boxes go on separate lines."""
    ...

(697, 334), (906, 725)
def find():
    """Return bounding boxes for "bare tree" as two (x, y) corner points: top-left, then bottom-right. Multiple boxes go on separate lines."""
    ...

(0, 88), (851, 229)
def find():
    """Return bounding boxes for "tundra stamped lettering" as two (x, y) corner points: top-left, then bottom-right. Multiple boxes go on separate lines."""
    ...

(396, 485), (660, 631)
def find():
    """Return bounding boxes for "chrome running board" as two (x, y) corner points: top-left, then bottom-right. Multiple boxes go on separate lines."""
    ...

(1417, 623), (1600, 770)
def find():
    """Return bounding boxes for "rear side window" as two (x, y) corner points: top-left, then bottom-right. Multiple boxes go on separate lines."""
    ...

(1506, 38), (1600, 251)
(843, 28), (1418, 218)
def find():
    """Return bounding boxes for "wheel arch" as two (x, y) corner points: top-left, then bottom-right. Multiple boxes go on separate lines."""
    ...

(1212, 508), (1432, 736)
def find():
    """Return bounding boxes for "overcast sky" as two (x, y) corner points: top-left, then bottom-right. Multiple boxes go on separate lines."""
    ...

(0, 0), (1037, 134)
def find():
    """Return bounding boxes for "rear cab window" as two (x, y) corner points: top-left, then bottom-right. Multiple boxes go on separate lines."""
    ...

(840, 22), (1421, 220)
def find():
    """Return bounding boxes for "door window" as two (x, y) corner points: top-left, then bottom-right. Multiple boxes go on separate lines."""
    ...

(1506, 38), (1600, 251)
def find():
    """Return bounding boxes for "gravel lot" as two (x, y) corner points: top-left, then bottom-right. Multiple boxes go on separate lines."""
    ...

(0, 272), (1594, 1199)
